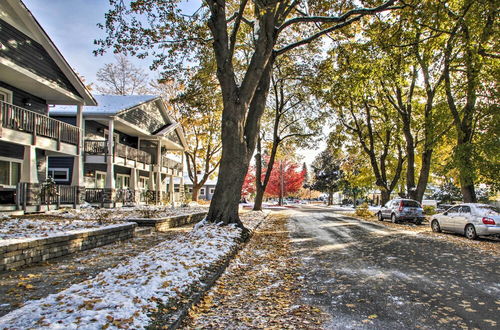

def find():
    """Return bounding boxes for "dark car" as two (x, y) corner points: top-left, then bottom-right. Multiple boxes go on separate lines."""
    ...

(377, 199), (425, 224)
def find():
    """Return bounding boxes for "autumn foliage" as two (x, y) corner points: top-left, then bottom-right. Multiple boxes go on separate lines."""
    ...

(242, 160), (306, 198)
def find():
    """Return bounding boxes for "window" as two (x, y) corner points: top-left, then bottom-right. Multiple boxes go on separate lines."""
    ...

(402, 200), (420, 207)
(139, 177), (149, 190)
(209, 188), (215, 195)
(447, 206), (460, 214)
(460, 206), (471, 214)
(95, 171), (106, 188)
(116, 174), (130, 189)
(0, 159), (22, 187)
(0, 87), (13, 103)
(48, 168), (69, 182)
(200, 188), (206, 196)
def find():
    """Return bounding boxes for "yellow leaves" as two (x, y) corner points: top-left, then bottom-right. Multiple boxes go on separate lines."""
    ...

(345, 303), (356, 308)
(17, 282), (35, 290)
(368, 314), (378, 319)
(161, 280), (172, 288)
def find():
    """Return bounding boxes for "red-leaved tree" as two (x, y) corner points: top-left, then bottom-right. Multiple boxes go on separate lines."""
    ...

(264, 161), (306, 198)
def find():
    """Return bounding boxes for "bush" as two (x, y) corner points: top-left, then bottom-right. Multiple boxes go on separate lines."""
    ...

(355, 202), (374, 217)
(423, 205), (436, 215)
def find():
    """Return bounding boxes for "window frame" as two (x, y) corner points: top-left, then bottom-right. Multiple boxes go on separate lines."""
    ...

(0, 156), (22, 187)
(95, 171), (107, 188)
(48, 168), (70, 182)
(209, 188), (215, 195)
(116, 173), (131, 189)
(199, 188), (206, 196)
(0, 87), (13, 103)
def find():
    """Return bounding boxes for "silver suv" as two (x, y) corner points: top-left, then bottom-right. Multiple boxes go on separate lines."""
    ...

(377, 199), (425, 224)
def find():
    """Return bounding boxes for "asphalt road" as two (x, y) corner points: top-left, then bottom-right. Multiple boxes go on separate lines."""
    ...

(287, 206), (500, 329)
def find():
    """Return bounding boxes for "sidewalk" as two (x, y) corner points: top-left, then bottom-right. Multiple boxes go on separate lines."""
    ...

(182, 212), (327, 329)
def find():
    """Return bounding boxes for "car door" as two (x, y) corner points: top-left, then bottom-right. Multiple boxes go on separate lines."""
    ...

(440, 206), (460, 231)
(381, 201), (391, 218)
(452, 206), (471, 233)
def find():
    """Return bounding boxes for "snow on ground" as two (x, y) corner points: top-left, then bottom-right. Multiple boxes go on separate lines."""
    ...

(0, 219), (111, 240)
(0, 212), (267, 329)
(55, 205), (208, 221)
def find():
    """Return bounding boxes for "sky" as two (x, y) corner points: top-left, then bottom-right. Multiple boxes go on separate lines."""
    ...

(22, 0), (324, 165)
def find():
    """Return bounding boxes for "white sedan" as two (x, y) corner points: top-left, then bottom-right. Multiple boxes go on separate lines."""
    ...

(430, 203), (500, 239)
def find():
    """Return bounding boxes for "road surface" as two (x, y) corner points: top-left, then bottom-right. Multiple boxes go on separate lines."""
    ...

(288, 205), (500, 329)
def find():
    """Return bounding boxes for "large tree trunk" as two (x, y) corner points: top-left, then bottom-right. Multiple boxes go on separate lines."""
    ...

(191, 186), (200, 202)
(253, 184), (265, 210)
(456, 138), (477, 203)
(327, 190), (333, 206)
(380, 189), (391, 205)
(402, 119), (417, 200)
(415, 148), (433, 202)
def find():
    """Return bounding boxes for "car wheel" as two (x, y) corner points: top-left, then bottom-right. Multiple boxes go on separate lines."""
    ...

(391, 214), (398, 224)
(431, 220), (441, 233)
(465, 224), (478, 240)
(377, 212), (383, 221)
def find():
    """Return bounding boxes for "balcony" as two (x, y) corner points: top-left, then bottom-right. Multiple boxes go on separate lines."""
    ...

(162, 156), (183, 172)
(84, 140), (152, 165)
(0, 100), (80, 151)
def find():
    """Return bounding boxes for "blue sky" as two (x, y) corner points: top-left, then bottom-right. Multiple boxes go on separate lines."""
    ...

(24, 0), (160, 84)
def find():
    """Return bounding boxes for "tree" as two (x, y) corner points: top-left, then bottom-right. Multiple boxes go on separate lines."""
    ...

(265, 160), (306, 200)
(96, 0), (400, 228)
(427, 0), (498, 202)
(164, 54), (223, 202)
(311, 149), (343, 206)
(95, 55), (151, 95)
(253, 56), (323, 211)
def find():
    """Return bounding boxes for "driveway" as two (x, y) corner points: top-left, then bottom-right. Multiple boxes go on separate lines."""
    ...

(288, 206), (500, 329)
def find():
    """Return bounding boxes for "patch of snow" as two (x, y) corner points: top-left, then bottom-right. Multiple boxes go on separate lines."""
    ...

(0, 212), (266, 329)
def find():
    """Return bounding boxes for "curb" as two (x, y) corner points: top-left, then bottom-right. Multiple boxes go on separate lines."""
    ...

(148, 212), (271, 329)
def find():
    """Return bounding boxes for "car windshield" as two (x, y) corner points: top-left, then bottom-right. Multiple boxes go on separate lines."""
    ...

(402, 200), (420, 207)
(476, 205), (500, 216)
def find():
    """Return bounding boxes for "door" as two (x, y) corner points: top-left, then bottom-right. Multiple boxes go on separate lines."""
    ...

(381, 200), (392, 218)
(452, 206), (471, 233)
(440, 206), (460, 231)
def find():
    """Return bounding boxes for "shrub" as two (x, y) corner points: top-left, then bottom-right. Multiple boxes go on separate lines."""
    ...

(423, 205), (436, 215)
(355, 202), (374, 217)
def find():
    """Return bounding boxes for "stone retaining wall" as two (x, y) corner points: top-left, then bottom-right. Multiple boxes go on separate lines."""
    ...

(127, 212), (206, 232)
(0, 223), (137, 272)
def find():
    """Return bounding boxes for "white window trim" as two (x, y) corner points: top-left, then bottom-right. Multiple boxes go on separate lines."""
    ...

(0, 87), (13, 103)
(95, 171), (107, 188)
(209, 188), (215, 194)
(48, 168), (70, 182)
(199, 188), (206, 196)
(0, 156), (22, 187)
(116, 173), (131, 189)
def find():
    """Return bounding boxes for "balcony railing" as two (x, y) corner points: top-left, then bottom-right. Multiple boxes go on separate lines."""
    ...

(115, 142), (152, 164)
(84, 140), (152, 164)
(162, 156), (183, 171)
(0, 100), (80, 145)
(84, 140), (108, 154)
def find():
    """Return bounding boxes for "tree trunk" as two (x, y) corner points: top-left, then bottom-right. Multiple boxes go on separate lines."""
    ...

(254, 184), (264, 210)
(191, 186), (200, 202)
(456, 138), (477, 203)
(380, 189), (391, 206)
(402, 118), (417, 200)
(415, 148), (433, 203)
(327, 190), (333, 206)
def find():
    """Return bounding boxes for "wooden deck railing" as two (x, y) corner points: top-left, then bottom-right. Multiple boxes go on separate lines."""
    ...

(84, 140), (108, 154)
(162, 156), (183, 171)
(115, 142), (152, 164)
(0, 100), (80, 145)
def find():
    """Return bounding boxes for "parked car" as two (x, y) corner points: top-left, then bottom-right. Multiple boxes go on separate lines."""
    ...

(430, 203), (500, 239)
(377, 199), (425, 224)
